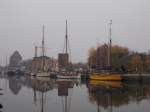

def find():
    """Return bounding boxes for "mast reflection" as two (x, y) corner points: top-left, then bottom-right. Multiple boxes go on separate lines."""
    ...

(30, 77), (55, 112)
(87, 80), (150, 112)
(56, 79), (79, 112)
(87, 80), (125, 112)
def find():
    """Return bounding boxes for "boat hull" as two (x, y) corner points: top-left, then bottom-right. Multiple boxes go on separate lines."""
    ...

(90, 73), (122, 81)
(31, 72), (50, 77)
(57, 75), (80, 79)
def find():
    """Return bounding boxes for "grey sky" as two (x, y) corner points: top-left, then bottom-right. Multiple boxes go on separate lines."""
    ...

(0, 0), (150, 65)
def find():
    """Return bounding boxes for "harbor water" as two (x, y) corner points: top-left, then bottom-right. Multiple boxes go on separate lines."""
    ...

(0, 75), (150, 112)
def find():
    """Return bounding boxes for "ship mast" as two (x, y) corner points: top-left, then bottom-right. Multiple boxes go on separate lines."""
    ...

(42, 25), (45, 57)
(35, 46), (38, 57)
(108, 20), (112, 70)
(65, 20), (68, 54)
(42, 25), (45, 71)
(6, 56), (8, 70)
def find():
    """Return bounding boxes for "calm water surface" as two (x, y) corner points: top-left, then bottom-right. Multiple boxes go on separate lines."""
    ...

(0, 75), (150, 112)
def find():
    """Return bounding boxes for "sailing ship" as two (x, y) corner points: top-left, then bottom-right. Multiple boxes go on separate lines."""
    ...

(57, 20), (81, 79)
(31, 25), (50, 77)
(90, 20), (122, 81)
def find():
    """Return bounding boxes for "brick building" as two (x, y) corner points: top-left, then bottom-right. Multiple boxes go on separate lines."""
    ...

(96, 44), (109, 70)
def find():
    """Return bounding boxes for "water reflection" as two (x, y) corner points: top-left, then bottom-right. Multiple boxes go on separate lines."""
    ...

(6, 76), (55, 112)
(87, 81), (125, 112)
(87, 80), (150, 112)
(8, 77), (22, 95)
(56, 79), (79, 112)
(1, 76), (150, 112)
(7, 76), (55, 95)
(29, 77), (55, 112)
(0, 88), (3, 111)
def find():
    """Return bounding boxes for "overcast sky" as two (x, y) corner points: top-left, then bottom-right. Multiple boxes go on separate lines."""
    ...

(0, 0), (150, 65)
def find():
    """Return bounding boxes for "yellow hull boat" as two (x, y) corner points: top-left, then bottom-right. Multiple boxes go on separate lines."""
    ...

(90, 73), (122, 81)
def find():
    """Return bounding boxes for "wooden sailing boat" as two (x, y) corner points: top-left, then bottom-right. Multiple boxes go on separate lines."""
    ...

(31, 25), (50, 77)
(57, 20), (81, 79)
(90, 20), (122, 81)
